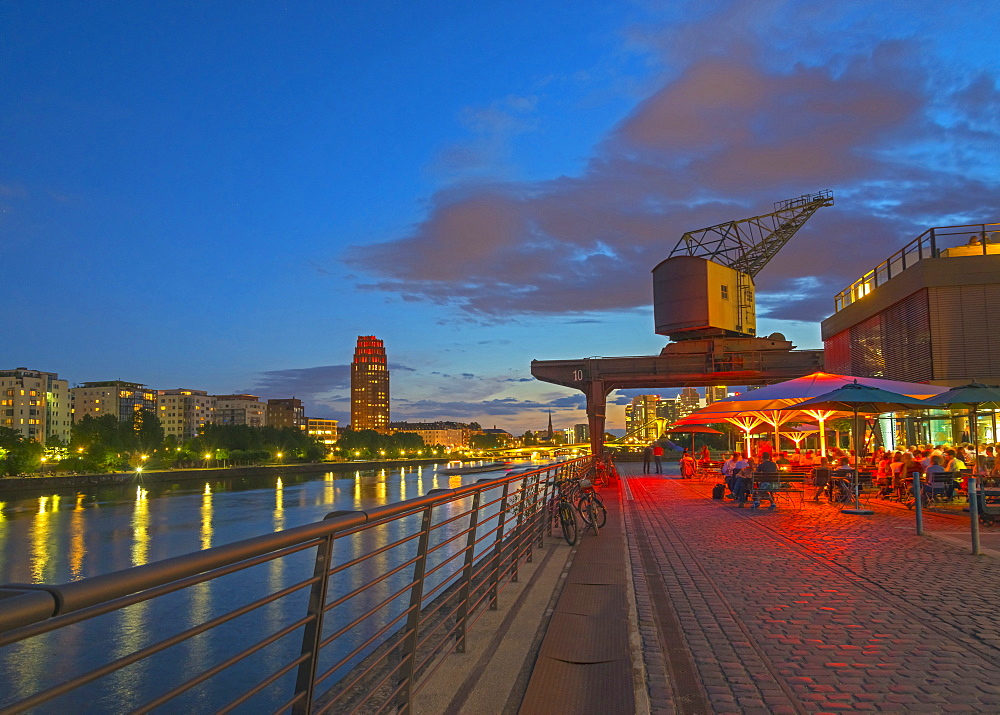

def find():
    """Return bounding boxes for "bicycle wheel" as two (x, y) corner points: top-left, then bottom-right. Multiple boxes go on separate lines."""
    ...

(593, 496), (607, 528)
(586, 498), (600, 535)
(559, 501), (578, 545)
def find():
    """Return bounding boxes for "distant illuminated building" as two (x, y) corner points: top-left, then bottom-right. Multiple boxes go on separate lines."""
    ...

(215, 394), (267, 427)
(676, 387), (702, 420)
(573, 424), (590, 444)
(625, 395), (662, 441)
(72, 380), (157, 425)
(267, 398), (306, 430)
(0, 367), (70, 444)
(157, 389), (216, 440)
(352, 335), (390, 431)
(705, 385), (728, 404)
(306, 417), (339, 448)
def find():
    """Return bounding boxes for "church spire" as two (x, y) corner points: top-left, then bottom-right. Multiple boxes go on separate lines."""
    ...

(547, 410), (554, 440)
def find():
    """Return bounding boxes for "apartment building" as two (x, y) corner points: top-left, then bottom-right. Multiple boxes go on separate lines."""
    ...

(72, 380), (158, 424)
(0, 367), (71, 444)
(157, 389), (216, 440)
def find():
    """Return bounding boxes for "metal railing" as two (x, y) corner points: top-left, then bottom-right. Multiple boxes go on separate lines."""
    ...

(834, 222), (1000, 312)
(0, 457), (593, 714)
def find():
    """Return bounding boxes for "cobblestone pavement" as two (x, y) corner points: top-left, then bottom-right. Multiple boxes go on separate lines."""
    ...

(620, 461), (1000, 714)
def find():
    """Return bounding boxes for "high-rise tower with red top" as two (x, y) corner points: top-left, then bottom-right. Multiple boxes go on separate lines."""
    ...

(351, 336), (390, 431)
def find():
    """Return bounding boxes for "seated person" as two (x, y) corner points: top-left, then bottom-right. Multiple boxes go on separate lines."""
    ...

(733, 458), (755, 506)
(831, 457), (855, 501)
(752, 453), (780, 508)
(811, 457), (831, 501)
(775, 452), (791, 466)
(924, 455), (955, 500)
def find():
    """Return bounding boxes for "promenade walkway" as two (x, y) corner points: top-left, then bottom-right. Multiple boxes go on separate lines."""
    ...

(527, 461), (1000, 714)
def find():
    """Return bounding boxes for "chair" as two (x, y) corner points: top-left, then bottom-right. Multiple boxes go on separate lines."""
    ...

(927, 471), (956, 502)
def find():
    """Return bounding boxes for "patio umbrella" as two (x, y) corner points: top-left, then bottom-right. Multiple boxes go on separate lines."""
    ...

(674, 372), (945, 456)
(921, 383), (1000, 470)
(664, 424), (723, 453)
(794, 382), (930, 515)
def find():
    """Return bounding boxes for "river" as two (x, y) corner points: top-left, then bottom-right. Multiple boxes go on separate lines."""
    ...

(0, 460), (541, 712)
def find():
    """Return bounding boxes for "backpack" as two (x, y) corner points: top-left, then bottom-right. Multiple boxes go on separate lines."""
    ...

(712, 483), (725, 500)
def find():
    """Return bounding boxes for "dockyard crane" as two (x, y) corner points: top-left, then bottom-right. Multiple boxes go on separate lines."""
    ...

(653, 190), (834, 339)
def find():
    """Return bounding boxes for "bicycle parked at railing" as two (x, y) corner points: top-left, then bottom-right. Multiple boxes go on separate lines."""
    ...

(547, 478), (579, 546)
(575, 474), (606, 535)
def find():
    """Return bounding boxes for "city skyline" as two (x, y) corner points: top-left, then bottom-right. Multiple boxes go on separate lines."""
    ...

(4, 2), (999, 432)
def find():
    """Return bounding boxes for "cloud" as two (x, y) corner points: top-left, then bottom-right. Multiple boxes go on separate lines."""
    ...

(343, 6), (1000, 323)
(251, 365), (351, 397)
(392, 392), (586, 421)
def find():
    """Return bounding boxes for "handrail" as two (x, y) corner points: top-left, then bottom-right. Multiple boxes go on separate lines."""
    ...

(833, 221), (1000, 312)
(0, 457), (591, 714)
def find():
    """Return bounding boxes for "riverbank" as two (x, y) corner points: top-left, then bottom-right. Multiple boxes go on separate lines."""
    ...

(0, 458), (451, 494)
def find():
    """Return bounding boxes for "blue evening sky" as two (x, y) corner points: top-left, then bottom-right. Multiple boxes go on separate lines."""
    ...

(3, 1), (999, 432)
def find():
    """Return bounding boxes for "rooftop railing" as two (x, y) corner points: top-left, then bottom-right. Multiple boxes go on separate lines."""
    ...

(0, 456), (595, 714)
(833, 222), (1000, 313)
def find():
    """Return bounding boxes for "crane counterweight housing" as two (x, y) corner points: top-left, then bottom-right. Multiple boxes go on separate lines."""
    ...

(653, 190), (833, 341)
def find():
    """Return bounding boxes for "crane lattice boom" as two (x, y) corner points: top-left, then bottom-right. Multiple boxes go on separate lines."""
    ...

(669, 190), (834, 277)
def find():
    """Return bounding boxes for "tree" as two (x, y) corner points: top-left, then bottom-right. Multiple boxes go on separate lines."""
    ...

(134, 409), (165, 453)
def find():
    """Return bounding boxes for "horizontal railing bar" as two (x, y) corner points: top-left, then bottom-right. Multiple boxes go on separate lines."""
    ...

(421, 548), (468, 584)
(314, 604), (414, 690)
(425, 505), (475, 532)
(217, 652), (309, 715)
(318, 580), (417, 654)
(318, 645), (411, 714)
(133, 615), (313, 714)
(325, 532), (423, 579)
(0, 539), (322, 647)
(345, 654), (410, 715)
(322, 554), (419, 616)
(1, 577), (319, 714)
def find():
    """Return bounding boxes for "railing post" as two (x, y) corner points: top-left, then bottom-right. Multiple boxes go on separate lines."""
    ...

(292, 531), (336, 715)
(396, 504), (434, 713)
(488, 481), (512, 610)
(509, 476), (531, 581)
(455, 490), (482, 654)
(521, 476), (535, 565)
(537, 470), (551, 548)
(969, 476), (981, 556)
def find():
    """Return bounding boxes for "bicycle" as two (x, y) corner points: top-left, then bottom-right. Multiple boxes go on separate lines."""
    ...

(547, 478), (578, 545)
(575, 476), (607, 534)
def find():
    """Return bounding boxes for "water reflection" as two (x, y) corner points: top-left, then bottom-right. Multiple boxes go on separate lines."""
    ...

(31, 496), (54, 583)
(201, 483), (213, 551)
(69, 494), (86, 580)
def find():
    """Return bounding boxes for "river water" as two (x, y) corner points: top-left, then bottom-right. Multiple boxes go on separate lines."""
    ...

(0, 461), (542, 712)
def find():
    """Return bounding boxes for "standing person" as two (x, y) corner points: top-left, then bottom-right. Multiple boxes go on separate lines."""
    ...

(642, 444), (653, 474)
(680, 450), (696, 479)
(652, 441), (664, 474)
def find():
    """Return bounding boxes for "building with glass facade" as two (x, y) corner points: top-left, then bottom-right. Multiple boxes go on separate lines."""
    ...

(72, 380), (157, 425)
(822, 222), (1000, 445)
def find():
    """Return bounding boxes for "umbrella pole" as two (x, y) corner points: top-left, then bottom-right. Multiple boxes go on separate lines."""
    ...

(818, 416), (827, 458)
(843, 407), (874, 515)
